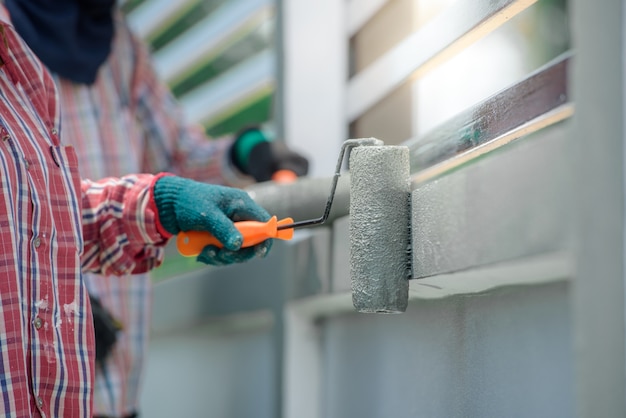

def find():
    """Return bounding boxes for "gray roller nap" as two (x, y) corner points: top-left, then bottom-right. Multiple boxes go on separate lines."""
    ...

(350, 146), (411, 313)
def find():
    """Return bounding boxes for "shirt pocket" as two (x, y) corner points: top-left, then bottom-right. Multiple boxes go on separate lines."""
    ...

(49, 145), (83, 253)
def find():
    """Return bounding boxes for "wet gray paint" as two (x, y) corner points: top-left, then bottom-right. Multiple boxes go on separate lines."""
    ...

(410, 124), (573, 279)
(349, 146), (411, 313)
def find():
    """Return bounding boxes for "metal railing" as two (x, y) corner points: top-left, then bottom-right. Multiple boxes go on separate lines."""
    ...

(132, 1), (616, 418)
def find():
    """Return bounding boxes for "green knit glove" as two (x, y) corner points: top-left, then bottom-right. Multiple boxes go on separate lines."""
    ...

(153, 175), (273, 265)
(231, 127), (309, 182)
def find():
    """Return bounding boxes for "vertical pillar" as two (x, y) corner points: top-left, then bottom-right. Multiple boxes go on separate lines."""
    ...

(280, 0), (348, 177)
(571, 0), (626, 415)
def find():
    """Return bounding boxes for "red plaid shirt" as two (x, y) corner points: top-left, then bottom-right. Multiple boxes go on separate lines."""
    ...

(0, 8), (167, 417)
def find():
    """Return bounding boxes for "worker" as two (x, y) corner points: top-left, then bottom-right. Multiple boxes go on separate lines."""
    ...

(0, 3), (288, 417)
(4, 0), (309, 417)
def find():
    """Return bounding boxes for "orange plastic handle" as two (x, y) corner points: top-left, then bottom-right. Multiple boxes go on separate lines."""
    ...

(271, 169), (298, 183)
(176, 216), (295, 257)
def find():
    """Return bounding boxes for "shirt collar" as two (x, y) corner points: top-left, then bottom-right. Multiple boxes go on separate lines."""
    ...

(0, 6), (10, 25)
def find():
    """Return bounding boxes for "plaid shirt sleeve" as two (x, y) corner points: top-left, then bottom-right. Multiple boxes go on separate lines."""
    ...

(80, 173), (168, 276)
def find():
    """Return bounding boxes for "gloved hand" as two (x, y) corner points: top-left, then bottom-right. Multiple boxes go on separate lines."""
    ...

(153, 175), (273, 265)
(231, 127), (309, 182)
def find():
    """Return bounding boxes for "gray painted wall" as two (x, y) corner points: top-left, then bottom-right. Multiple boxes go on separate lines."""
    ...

(140, 318), (277, 418)
(322, 282), (573, 418)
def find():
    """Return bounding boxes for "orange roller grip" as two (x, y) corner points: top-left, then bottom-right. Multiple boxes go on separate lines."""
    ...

(176, 216), (295, 257)
(271, 169), (298, 183)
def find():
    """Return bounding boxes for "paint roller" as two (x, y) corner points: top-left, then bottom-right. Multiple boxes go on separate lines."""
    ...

(177, 138), (412, 314)
(349, 144), (411, 313)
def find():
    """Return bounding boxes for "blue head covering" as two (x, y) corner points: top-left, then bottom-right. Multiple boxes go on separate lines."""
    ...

(5, 0), (116, 84)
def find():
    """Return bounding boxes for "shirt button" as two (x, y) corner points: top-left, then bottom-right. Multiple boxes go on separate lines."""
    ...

(51, 128), (58, 135)
(34, 236), (41, 248)
(2, 134), (9, 141)
(36, 395), (43, 408)
(23, 159), (30, 169)
(34, 317), (43, 329)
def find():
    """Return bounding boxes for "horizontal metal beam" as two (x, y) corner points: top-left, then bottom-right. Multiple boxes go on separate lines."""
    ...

(247, 175), (350, 226)
(179, 50), (274, 125)
(347, 0), (537, 121)
(153, 0), (273, 83)
(410, 121), (573, 279)
(409, 252), (572, 299)
(151, 229), (331, 332)
(406, 52), (572, 187)
(127, 0), (197, 40)
(347, 0), (389, 37)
